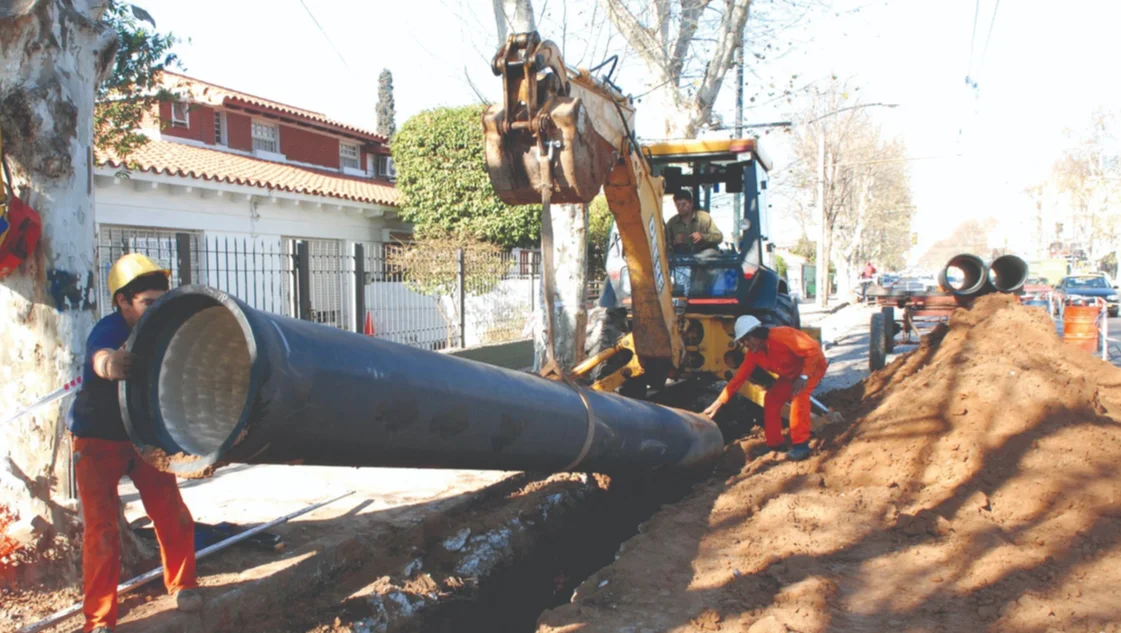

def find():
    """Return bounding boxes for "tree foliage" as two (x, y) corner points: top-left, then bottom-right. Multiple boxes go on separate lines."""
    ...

(376, 68), (396, 139)
(392, 104), (540, 249)
(95, 2), (182, 159)
(387, 230), (511, 298)
(1029, 108), (1121, 262)
(782, 82), (915, 280)
(918, 218), (998, 271)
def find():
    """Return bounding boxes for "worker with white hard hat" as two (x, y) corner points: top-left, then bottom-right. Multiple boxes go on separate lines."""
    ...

(703, 315), (827, 461)
(69, 254), (202, 632)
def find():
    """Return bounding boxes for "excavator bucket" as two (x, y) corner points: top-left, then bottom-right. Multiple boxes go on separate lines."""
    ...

(482, 97), (616, 206)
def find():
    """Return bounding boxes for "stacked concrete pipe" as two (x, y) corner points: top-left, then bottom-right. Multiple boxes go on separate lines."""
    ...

(938, 253), (1029, 298)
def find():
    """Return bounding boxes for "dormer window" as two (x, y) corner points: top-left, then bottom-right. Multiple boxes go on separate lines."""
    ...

(171, 102), (189, 128)
(340, 142), (361, 170)
(252, 121), (279, 153)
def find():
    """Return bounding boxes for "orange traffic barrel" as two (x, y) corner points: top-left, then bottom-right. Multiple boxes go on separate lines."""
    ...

(1063, 305), (1100, 352)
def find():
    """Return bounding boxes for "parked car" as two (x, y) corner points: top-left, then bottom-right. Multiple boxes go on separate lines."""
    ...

(1020, 276), (1053, 310)
(890, 276), (939, 294)
(1054, 275), (1120, 317)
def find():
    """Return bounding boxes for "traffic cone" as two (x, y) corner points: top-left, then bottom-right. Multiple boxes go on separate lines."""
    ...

(363, 311), (375, 336)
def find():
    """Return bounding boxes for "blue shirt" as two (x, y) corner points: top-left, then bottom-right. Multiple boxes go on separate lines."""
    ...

(70, 312), (131, 440)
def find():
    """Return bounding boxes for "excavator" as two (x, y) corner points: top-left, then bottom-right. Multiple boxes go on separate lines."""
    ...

(482, 31), (803, 411)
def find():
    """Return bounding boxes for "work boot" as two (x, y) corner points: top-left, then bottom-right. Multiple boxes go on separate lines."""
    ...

(175, 588), (203, 613)
(787, 442), (812, 461)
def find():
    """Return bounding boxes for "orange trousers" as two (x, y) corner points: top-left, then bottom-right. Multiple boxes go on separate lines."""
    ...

(762, 374), (821, 448)
(73, 436), (197, 632)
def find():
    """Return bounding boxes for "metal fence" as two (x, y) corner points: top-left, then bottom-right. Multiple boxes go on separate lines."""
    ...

(96, 225), (541, 352)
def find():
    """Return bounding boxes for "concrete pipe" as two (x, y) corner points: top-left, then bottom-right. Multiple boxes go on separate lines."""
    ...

(938, 253), (990, 297)
(119, 286), (724, 478)
(988, 254), (1029, 293)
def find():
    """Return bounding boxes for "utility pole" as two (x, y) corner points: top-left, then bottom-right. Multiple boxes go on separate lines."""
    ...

(809, 101), (899, 307)
(815, 126), (827, 307)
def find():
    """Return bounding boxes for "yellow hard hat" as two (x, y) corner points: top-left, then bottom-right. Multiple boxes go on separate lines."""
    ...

(108, 253), (170, 297)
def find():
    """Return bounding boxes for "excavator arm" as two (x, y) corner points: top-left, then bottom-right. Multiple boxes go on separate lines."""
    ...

(482, 32), (683, 380)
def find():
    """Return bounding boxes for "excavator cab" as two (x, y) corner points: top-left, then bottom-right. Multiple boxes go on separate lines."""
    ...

(601, 139), (797, 325)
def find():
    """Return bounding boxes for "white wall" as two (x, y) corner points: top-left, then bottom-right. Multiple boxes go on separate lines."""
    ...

(95, 180), (393, 242)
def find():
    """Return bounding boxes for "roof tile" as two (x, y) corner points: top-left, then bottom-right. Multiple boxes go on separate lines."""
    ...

(98, 139), (399, 207)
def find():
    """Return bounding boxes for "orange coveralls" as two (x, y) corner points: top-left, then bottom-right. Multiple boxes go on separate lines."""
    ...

(73, 437), (197, 631)
(717, 326), (828, 447)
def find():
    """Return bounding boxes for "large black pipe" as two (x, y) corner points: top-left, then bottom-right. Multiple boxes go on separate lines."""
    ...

(119, 286), (724, 478)
(988, 254), (1029, 293)
(938, 253), (990, 297)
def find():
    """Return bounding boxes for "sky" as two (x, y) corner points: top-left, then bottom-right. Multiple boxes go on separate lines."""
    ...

(138, 0), (1121, 268)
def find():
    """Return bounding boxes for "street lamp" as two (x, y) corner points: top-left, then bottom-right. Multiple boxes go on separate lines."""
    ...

(810, 102), (899, 308)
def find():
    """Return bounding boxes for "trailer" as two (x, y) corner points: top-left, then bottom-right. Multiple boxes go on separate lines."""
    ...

(865, 287), (967, 370)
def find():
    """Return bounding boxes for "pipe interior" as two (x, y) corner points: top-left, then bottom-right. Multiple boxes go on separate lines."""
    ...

(945, 266), (966, 290)
(990, 257), (1028, 291)
(157, 305), (251, 456)
(946, 256), (985, 292)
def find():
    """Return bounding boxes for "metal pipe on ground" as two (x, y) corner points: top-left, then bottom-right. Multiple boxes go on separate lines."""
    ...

(938, 253), (990, 297)
(120, 287), (724, 478)
(988, 254), (1029, 293)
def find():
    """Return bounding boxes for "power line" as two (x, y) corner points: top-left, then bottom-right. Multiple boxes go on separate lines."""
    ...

(964, 0), (981, 91)
(978, 0), (1002, 74)
(296, 0), (354, 75)
(966, 0), (981, 76)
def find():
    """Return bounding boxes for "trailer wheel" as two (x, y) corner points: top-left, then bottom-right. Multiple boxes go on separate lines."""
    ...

(881, 306), (895, 353)
(870, 313), (887, 371)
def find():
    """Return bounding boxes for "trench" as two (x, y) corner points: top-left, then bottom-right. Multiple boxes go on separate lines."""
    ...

(296, 382), (756, 633)
(407, 383), (754, 632)
(413, 470), (700, 633)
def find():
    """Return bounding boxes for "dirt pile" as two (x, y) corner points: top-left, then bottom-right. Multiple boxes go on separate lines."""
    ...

(538, 294), (1121, 633)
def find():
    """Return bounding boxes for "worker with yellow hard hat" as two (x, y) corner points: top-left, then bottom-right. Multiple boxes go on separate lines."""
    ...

(69, 254), (202, 632)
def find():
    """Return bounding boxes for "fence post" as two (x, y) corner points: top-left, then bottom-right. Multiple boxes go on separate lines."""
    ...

(175, 233), (193, 286)
(296, 241), (312, 321)
(354, 244), (366, 334)
(457, 248), (466, 348)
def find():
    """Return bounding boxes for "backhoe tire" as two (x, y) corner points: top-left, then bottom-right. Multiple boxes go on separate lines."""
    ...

(759, 293), (800, 329)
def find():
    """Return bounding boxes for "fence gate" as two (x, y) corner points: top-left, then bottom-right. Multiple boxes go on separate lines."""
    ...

(291, 237), (352, 331)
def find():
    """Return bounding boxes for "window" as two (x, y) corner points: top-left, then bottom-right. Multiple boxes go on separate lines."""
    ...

(171, 102), (189, 128)
(213, 112), (227, 145)
(252, 121), (279, 153)
(340, 142), (361, 170)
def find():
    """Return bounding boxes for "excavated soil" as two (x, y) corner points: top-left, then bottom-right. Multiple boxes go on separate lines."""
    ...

(538, 294), (1121, 633)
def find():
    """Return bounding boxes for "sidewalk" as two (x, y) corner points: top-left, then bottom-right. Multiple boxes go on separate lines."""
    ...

(797, 294), (850, 322)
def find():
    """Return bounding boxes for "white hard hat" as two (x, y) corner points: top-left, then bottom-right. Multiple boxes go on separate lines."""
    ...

(734, 315), (763, 341)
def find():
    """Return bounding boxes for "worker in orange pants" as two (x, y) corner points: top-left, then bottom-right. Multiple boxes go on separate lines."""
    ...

(69, 254), (201, 632)
(703, 316), (827, 461)
(73, 437), (197, 630)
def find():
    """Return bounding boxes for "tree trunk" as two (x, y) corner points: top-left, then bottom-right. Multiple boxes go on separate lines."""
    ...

(491, 0), (590, 374)
(496, 0), (536, 35)
(0, 0), (127, 586)
(533, 203), (589, 371)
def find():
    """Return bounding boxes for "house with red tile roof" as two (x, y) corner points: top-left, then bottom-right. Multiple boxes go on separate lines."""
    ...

(93, 72), (410, 331)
